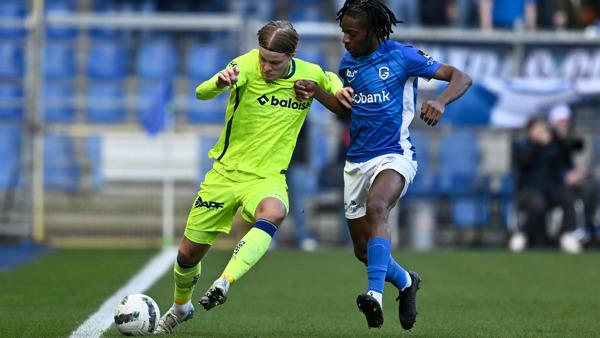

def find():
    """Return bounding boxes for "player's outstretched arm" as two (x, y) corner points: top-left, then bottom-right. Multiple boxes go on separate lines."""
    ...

(196, 66), (240, 100)
(420, 64), (472, 126)
(295, 80), (351, 119)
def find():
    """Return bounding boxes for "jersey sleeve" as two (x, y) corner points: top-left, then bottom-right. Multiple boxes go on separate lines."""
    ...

(195, 52), (251, 100)
(318, 69), (343, 96)
(400, 45), (442, 80)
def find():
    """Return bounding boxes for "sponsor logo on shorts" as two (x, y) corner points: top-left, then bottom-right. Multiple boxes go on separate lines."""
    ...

(194, 196), (224, 209)
(345, 200), (361, 214)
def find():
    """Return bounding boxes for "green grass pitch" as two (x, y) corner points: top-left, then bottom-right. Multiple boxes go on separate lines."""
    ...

(1, 249), (599, 337)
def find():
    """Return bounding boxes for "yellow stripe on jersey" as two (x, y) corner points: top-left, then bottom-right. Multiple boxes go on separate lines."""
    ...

(195, 49), (342, 179)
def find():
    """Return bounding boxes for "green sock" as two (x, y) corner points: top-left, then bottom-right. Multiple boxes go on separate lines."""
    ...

(222, 219), (277, 284)
(173, 259), (201, 305)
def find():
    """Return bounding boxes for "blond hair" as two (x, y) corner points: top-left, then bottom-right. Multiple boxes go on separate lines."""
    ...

(257, 20), (299, 55)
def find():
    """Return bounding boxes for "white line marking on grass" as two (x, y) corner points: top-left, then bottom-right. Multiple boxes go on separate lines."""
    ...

(70, 247), (177, 338)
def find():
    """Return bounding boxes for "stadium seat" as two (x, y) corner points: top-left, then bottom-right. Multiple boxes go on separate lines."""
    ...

(289, 4), (326, 22)
(45, 0), (78, 39)
(44, 134), (81, 192)
(198, 135), (219, 181)
(186, 43), (225, 82)
(451, 198), (490, 228)
(86, 81), (126, 123)
(137, 80), (172, 125)
(295, 44), (328, 68)
(187, 94), (226, 124)
(44, 40), (76, 79)
(0, 40), (24, 78)
(0, 83), (23, 121)
(438, 130), (489, 196)
(407, 130), (439, 198)
(137, 39), (177, 80)
(0, 0), (26, 37)
(43, 81), (76, 123)
(86, 136), (103, 191)
(0, 125), (21, 189)
(87, 40), (129, 79)
(438, 82), (497, 126)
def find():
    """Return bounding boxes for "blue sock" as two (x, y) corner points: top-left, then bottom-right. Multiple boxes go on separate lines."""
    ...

(367, 237), (391, 294)
(386, 256), (410, 290)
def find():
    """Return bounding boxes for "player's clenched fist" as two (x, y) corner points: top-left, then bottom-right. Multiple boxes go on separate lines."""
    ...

(420, 99), (445, 126)
(216, 66), (240, 88)
(294, 80), (317, 100)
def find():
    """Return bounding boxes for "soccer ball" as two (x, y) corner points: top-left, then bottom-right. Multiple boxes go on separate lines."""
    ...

(114, 293), (160, 336)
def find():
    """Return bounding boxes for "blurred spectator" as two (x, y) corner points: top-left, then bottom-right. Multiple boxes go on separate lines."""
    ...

(420, 0), (450, 27)
(548, 104), (599, 247)
(287, 123), (319, 251)
(479, 0), (537, 30)
(510, 117), (582, 253)
(538, 0), (599, 30)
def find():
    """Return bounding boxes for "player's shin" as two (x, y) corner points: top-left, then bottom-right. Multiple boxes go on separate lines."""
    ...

(366, 237), (391, 306)
(173, 257), (201, 313)
(221, 219), (277, 284)
(385, 256), (411, 290)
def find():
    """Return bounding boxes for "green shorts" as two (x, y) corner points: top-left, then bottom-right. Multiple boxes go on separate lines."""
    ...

(184, 168), (289, 245)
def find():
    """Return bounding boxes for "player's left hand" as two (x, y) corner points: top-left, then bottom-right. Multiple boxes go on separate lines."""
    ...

(420, 99), (445, 126)
(294, 80), (316, 100)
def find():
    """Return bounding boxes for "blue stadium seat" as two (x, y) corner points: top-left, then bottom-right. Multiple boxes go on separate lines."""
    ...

(86, 136), (103, 191)
(438, 130), (489, 196)
(43, 81), (76, 123)
(187, 94), (226, 124)
(88, 40), (129, 79)
(45, 0), (78, 39)
(0, 83), (23, 121)
(86, 81), (126, 123)
(0, 125), (21, 189)
(295, 44), (328, 68)
(44, 134), (80, 192)
(198, 135), (218, 182)
(137, 39), (177, 80)
(0, 40), (24, 78)
(289, 4), (326, 21)
(186, 43), (224, 82)
(451, 198), (490, 228)
(593, 134), (600, 166)
(438, 82), (497, 126)
(0, 0), (26, 37)
(44, 41), (76, 79)
(137, 80), (172, 125)
(407, 130), (438, 198)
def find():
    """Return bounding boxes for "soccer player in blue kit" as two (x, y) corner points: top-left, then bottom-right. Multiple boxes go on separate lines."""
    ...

(295, 0), (472, 330)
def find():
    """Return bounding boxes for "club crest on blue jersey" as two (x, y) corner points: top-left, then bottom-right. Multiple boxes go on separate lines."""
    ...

(378, 67), (390, 80)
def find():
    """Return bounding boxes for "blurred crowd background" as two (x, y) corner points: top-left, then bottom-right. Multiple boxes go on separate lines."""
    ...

(1, 0), (600, 253)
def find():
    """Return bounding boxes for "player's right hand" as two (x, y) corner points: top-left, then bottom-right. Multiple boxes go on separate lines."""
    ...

(216, 66), (240, 88)
(335, 87), (354, 110)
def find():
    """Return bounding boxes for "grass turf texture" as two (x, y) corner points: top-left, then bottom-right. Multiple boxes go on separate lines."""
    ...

(2, 250), (599, 337)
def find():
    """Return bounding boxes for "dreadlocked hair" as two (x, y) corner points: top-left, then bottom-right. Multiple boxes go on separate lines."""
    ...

(336, 0), (401, 43)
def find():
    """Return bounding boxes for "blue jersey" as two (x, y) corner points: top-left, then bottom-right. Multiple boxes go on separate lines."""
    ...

(339, 41), (441, 163)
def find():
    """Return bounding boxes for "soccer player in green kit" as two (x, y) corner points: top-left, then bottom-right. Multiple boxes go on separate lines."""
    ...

(155, 20), (343, 334)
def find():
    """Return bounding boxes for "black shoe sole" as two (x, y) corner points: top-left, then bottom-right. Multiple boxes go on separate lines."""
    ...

(356, 294), (384, 328)
(399, 271), (421, 330)
(199, 287), (227, 311)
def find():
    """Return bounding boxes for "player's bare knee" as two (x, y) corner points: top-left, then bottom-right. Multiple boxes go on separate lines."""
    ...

(366, 200), (390, 223)
(255, 199), (286, 225)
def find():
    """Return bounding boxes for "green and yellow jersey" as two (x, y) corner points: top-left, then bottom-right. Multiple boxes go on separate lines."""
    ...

(196, 49), (342, 179)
